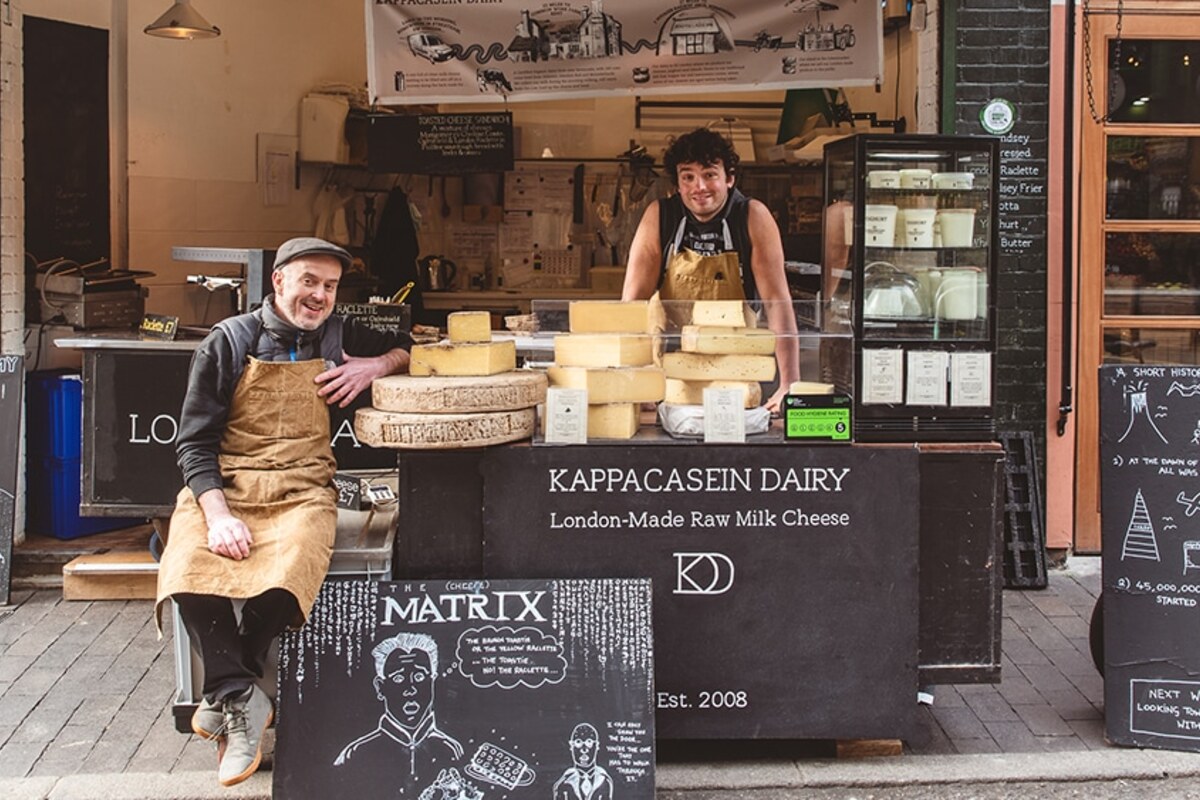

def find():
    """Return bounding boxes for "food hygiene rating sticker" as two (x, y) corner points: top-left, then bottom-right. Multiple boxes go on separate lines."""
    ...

(783, 394), (852, 442)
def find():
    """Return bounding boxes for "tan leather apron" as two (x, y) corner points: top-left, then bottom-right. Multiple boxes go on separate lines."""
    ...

(156, 357), (337, 630)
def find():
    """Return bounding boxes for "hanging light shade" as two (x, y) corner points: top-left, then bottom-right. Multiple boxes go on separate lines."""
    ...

(144, 1), (221, 40)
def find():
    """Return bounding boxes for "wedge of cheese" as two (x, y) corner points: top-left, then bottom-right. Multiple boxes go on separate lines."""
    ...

(690, 300), (757, 328)
(554, 334), (654, 368)
(372, 372), (547, 413)
(788, 381), (836, 395)
(410, 340), (516, 377)
(568, 300), (650, 334)
(587, 403), (640, 440)
(664, 378), (762, 409)
(547, 366), (665, 404)
(680, 325), (776, 355)
(356, 407), (535, 449)
(662, 352), (776, 382)
(447, 311), (492, 343)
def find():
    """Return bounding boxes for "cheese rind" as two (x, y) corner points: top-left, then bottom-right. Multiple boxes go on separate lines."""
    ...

(664, 378), (763, 409)
(690, 300), (756, 328)
(680, 325), (776, 355)
(587, 403), (640, 440)
(554, 334), (654, 368)
(355, 407), (535, 449)
(547, 366), (665, 403)
(447, 311), (492, 343)
(662, 352), (776, 382)
(372, 372), (547, 413)
(410, 340), (516, 376)
(568, 301), (650, 333)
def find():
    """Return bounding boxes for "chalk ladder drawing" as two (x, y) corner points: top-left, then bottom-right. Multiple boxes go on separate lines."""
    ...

(1122, 489), (1161, 562)
(1120, 381), (1168, 444)
(1184, 542), (1200, 575)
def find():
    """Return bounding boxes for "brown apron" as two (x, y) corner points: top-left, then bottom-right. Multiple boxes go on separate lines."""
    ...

(156, 357), (337, 630)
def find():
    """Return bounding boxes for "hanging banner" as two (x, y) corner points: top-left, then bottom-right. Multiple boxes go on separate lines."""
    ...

(366, 0), (883, 105)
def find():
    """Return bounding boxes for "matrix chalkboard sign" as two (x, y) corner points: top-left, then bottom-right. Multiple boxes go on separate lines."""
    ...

(483, 446), (920, 740)
(368, 113), (514, 175)
(275, 579), (654, 800)
(1, 356), (23, 605)
(1101, 364), (1200, 751)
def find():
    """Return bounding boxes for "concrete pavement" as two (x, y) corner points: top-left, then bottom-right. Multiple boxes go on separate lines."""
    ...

(5, 558), (1200, 798)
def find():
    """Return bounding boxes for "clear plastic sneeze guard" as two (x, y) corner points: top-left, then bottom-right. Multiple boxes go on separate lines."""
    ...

(524, 297), (853, 445)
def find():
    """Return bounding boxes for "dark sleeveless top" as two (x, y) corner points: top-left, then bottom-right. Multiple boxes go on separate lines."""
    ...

(656, 188), (758, 299)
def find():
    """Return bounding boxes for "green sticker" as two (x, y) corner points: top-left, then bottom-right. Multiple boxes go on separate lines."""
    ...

(980, 99), (1015, 135)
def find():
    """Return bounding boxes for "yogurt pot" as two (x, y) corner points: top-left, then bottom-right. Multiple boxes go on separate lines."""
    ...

(932, 172), (975, 190)
(899, 168), (932, 189)
(868, 170), (901, 189)
(863, 204), (898, 246)
(936, 208), (977, 248)
(933, 267), (980, 320)
(902, 207), (937, 248)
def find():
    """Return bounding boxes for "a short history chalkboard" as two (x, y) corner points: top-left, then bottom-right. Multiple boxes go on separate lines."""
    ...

(1, 356), (23, 605)
(482, 446), (920, 740)
(1101, 364), (1200, 750)
(275, 579), (654, 799)
(368, 113), (514, 175)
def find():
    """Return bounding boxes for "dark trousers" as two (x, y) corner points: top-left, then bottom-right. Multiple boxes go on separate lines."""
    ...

(174, 589), (298, 703)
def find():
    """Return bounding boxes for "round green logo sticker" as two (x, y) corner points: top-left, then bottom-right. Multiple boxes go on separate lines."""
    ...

(980, 99), (1015, 135)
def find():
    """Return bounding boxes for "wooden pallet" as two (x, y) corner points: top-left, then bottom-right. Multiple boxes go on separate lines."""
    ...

(62, 550), (157, 601)
(835, 739), (903, 758)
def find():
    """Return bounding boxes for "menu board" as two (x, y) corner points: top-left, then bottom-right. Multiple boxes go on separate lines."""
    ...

(368, 113), (514, 175)
(1101, 364), (1200, 751)
(275, 578), (654, 799)
(0, 356), (22, 604)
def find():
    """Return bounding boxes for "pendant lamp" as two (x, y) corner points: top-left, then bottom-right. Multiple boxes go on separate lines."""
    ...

(144, 1), (221, 40)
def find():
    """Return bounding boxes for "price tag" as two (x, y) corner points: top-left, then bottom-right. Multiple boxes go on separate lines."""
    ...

(544, 387), (587, 445)
(703, 387), (745, 443)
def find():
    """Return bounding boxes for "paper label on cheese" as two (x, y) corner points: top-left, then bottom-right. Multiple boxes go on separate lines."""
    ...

(410, 340), (516, 376)
(680, 325), (776, 355)
(447, 311), (492, 343)
(662, 352), (776, 382)
(547, 365), (665, 403)
(554, 334), (654, 368)
(568, 300), (649, 333)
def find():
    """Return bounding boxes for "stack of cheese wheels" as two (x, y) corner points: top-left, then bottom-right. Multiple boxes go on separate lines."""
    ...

(662, 300), (777, 409)
(355, 311), (546, 449)
(547, 300), (664, 440)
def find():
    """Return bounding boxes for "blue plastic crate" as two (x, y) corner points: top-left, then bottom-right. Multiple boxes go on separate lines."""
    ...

(26, 455), (144, 540)
(25, 370), (84, 461)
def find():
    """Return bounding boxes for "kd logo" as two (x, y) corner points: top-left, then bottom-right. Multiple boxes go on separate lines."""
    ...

(673, 552), (735, 595)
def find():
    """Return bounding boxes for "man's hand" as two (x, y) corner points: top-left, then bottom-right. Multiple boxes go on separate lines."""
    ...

(316, 349), (409, 408)
(207, 514), (253, 560)
(765, 385), (787, 415)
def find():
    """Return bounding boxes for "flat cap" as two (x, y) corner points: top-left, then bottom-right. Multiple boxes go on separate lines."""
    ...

(272, 237), (352, 272)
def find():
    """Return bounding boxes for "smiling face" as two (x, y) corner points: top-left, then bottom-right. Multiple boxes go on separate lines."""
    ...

(271, 255), (342, 331)
(375, 651), (434, 727)
(675, 159), (734, 223)
(569, 727), (598, 769)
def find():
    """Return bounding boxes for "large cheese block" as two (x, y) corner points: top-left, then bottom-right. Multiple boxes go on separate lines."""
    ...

(568, 300), (650, 333)
(554, 334), (653, 368)
(680, 325), (776, 355)
(664, 378), (763, 409)
(547, 366), (665, 404)
(690, 300), (756, 328)
(355, 407), (535, 449)
(789, 381), (836, 395)
(372, 371), (547, 413)
(410, 340), (516, 376)
(662, 352), (776, 382)
(588, 403), (640, 440)
(447, 311), (492, 343)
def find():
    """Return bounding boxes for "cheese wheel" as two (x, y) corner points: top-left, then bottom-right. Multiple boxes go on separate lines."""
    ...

(372, 372), (547, 413)
(355, 407), (535, 449)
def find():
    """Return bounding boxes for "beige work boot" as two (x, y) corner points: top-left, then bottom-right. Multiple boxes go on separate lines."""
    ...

(217, 686), (273, 786)
(191, 696), (225, 741)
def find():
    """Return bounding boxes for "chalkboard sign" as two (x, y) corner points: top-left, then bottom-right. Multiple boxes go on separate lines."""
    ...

(1, 356), (23, 605)
(482, 446), (920, 740)
(275, 579), (654, 799)
(24, 17), (110, 264)
(368, 113), (514, 175)
(1101, 364), (1200, 751)
(334, 302), (411, 335)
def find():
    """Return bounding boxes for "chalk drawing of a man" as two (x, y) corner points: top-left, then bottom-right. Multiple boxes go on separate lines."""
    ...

(552, 722), (613, 800)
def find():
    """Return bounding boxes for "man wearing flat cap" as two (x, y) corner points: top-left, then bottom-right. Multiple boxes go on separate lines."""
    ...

(156, 237), (412, 787)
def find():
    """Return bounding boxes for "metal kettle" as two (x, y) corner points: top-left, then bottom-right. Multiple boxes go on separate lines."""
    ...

(419, 255), (457, 291)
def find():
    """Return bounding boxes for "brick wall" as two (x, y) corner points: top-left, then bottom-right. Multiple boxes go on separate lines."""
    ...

(952, 0), (1050, 455)
(0, 6), (24, 544)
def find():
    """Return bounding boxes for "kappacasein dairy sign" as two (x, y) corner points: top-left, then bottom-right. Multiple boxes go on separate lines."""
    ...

(366, 0), (883, 105)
